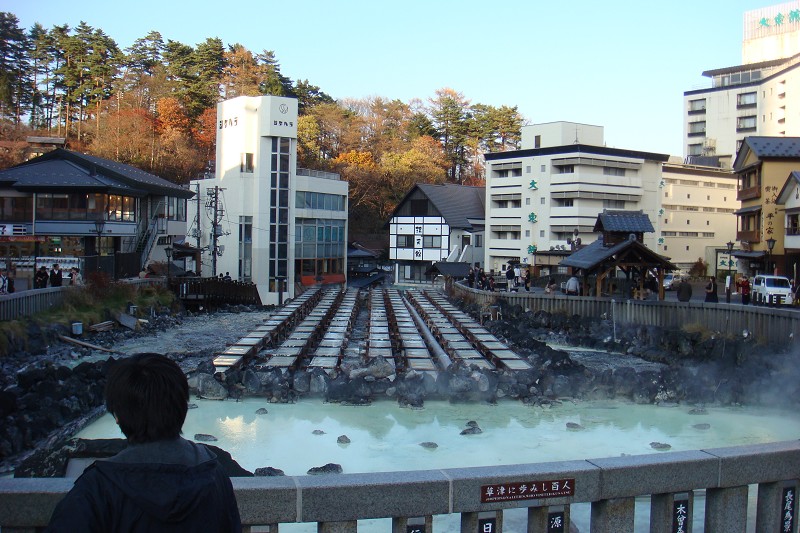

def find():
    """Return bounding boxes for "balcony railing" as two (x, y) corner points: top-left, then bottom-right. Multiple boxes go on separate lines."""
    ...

(0, 441), (797, 532)
(737, 186), (760, 201)
(736, 230), (760, 244)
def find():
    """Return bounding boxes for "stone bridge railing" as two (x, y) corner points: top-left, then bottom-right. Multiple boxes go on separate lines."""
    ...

(1, 440), (797, 532)
(451, 283), (800, 345)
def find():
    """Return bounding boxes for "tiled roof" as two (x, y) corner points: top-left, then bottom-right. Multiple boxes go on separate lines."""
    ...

(560, 236), (675, 271)
(416, 183), (485, 230)
(743, 137), (800, 159)
(593, 210), (655, 233)
(0, 148), (193, 198)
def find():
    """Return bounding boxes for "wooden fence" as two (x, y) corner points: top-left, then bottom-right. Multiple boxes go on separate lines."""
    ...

(452, 283), (800, 344)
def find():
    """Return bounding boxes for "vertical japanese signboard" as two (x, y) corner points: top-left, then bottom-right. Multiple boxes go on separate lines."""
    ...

(783, 486), (796, 533)
(672, 496), (689, 533)
(548, 510), (565, 533)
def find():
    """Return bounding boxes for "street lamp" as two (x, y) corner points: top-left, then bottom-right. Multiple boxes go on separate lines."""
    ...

(93, 216), (105, 273)
(766, 237), (776, 275)
(164, 246), (173, 284)
(726, 241), (734, 303)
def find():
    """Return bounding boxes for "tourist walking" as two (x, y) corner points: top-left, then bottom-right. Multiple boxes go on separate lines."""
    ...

(505, 266), (515, 292)
(49, 264), (63, 287)
(704, 276), (718, 303)
(676, 278), (692, 302)
(739, 275), (751, 305)
(35, 266), (49, 289)
(69, 267), (83, 286)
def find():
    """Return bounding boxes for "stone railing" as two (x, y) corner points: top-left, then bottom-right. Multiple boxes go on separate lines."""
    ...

(0, 440), (797, 532)
(452, 283), (800, 344)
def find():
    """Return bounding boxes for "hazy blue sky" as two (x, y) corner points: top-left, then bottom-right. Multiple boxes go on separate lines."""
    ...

(7, 0), (786, 156)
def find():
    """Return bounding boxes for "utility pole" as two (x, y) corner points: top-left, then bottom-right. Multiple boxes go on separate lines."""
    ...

(206, 186), (225, 278)
(195, 183), (201, 250)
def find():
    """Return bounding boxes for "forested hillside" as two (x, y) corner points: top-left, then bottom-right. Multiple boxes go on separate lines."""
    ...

(0, 13), (524, 235)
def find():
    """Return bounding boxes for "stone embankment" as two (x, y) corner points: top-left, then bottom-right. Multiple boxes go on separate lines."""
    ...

(3, 296), (799, 476)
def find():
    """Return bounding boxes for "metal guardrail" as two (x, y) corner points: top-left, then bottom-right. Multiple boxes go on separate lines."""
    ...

(0, 440), (797, 532)
(452, 283), (800, 344)
(0, 278), (166, 322)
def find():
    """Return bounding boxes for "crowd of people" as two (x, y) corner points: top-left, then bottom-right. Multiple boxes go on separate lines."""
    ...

(465, 264), (532, 292)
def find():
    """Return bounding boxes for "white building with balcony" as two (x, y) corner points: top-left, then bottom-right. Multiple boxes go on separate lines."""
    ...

(683, 2), (800, 163)
(191, 95), (348, 305)
(483, 122), (668, 276)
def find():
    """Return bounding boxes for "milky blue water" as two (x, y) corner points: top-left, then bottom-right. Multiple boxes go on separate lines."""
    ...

(76, 398), (800, 532)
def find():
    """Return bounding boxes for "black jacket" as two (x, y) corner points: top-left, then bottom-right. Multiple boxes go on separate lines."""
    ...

(47, 438), (242, 532)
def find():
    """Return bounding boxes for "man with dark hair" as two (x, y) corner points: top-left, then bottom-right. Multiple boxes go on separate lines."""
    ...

(47, 353), (242, 532)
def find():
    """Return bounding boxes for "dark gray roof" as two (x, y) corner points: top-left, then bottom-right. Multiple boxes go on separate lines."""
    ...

(777, 171), (800, 205)
(0, 148), (193, 198)
(593, 210), (655, 233)
(560, 236), (675, 271)
(735, 137), (800, 169)
(425, 261), (471, 277)
(415, 183), (485, 230)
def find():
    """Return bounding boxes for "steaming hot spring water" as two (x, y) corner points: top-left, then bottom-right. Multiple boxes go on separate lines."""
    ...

(63, 306), (799, 531)
(76, 393), (800, 532)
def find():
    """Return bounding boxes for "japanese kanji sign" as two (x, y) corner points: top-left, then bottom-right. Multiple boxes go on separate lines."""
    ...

(672, 497), (689, 533)
(782, 486), (795, 533)
(480, 479), (575, 503)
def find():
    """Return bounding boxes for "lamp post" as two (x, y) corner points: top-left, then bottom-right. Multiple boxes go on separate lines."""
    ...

(164, 246), (173, 284)
(726, 241), (734, 303)
(93, 217), (105, 273)
(766, 237), (776, 275)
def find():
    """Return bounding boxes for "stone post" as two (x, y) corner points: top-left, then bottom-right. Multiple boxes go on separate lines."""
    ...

(704, 486), (748, 533)
(590, 497), (634, 532)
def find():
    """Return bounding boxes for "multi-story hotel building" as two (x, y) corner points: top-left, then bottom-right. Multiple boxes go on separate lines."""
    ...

(660, 159), (739, 273)
(483, 122), (668, 275)
(683, 2), (800, 164)
(191, 95), (348, 305)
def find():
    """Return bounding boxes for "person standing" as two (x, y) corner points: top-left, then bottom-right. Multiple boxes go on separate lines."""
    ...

(35, 266), (49, 289)
(524, 269), (531, 292)
(676, 278), (692, 302)
(70, 267), (83, 286)
(565, 275), (580, 295)
(739, 275), (751, 305)
(704, 276), (718, 303)
(49, 264), (63, 287)
(46, 353), (242, 532)
(467, 268), (475, 288)
(505, 266), (515, 292)
(0, 269), (8, 295)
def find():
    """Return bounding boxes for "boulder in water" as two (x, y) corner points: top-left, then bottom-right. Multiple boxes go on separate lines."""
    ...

(254, 466), (285, 476)
(312, 429), (325, 435)
(255, 408), (268, 415)
(307, 463), (343, 475)
(692, 423), (711, 430)
(650, 441), (671, 450)
(460, 426), (482, 435)
(337, 435), (351, 444)
(566, 422), (584, 430)
(420, 442), (438, 449)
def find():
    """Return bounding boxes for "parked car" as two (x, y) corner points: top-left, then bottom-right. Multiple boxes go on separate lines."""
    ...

(663, 273), (681, 290)
(751, 275), (793, 305)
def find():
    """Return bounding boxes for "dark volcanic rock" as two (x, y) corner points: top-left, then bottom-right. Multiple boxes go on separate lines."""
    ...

(337, 435), (351, 444)
(420, 442), (438, 449)
(307, 462), (343, 475)
(255, 466), (286, 476)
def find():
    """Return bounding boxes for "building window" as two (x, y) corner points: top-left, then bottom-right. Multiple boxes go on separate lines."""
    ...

(240, 153), (254, 173)
(603, 199), (625, 209)
(540, 165), (546, 172)
(397, 235), (414, 248)
(422, 235), (442, 248)
(736, 92), (757, 108)
(540, 230), (545, 237)
(496, 168), (522, 178)
(525, 166), (531, 174)
(688, 98), (706, 114)
(688, 143), (703, 156)
(540, 197), (545, 205)
(737, 115), (757, 132)
(239, 216), (252, 282)
(688, 121), (706, 136)
(603, 167), (625, 177)
(475, 234), (483, 247)
(555, 198), (573, 207)
(557, 165), (574, 174)
(534, 135), (541, 148)
(525, 230), (530, 237)
(526, 198), (531, 205)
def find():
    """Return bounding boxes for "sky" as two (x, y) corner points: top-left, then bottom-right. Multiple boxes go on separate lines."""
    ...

(5, 0), (789, 157)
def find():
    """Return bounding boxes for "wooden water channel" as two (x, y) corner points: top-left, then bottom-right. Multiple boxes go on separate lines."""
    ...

(211, 285), (532, 377)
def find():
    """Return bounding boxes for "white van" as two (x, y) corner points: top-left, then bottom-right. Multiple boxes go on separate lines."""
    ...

(751, 275), (793, 305)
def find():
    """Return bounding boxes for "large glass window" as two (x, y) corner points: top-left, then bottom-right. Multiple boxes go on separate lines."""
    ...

(736, 115), (757, 132)
(0, 196), (32, 221)
(736, 92), (757, 108)
(688, 121), (706, 136)
(239, 216), (252, 282)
